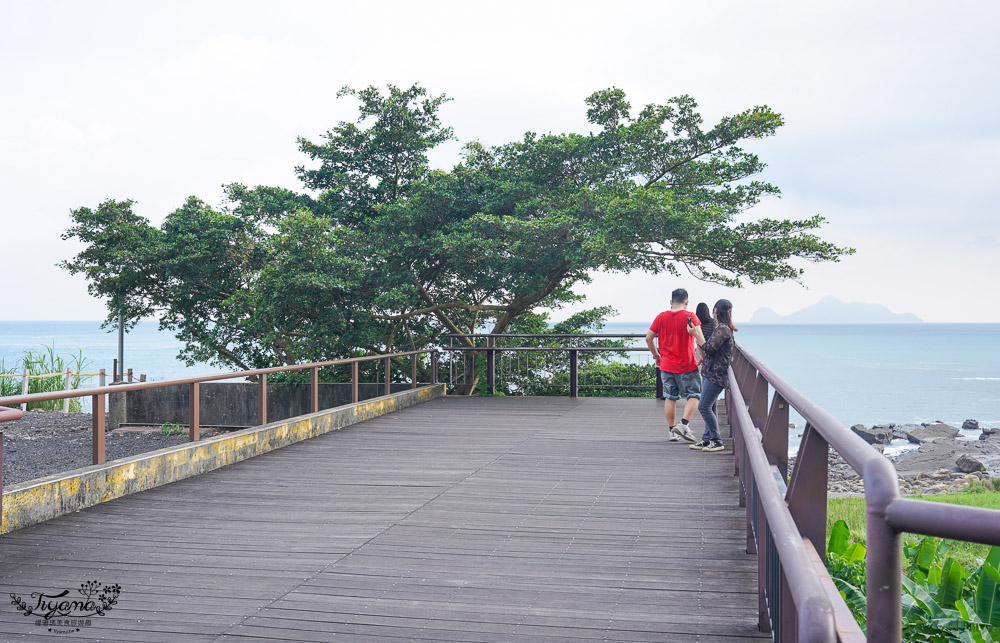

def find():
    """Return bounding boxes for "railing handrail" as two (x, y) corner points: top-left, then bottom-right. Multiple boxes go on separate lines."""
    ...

(0, 350), (434, 407)
(727, 364), (837, 642)
(739, 344), (1000, 546)
(732, 343), (1000, 642)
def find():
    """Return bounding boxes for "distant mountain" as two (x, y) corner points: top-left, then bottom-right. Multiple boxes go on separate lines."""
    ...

(750, 296), (922, 324)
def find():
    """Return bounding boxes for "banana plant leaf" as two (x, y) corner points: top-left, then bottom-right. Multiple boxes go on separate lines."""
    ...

(938, 558), (970, 609)
(828, 519), (850, 557)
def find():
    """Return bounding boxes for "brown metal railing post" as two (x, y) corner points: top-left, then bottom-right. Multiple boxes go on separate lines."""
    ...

(569, 349), (578, 398)
(746, 463), (756, 553)
(786, 424), (829, 560)
(655, 367), (663, 399)
(411, 355), (417, 389)
(780, 571), (795, 639)
(762, 392), (790, 481)
(310, 367), (319, 413)
(749, 372), (768, 431)
(486, 347), (495, 395)
(866, 475), (903, 643)
(189, 382), (200, 441)
(758, 511), (770, 633)
(258, 374), (268, 425)
(91, 393), (105, 465)
(431, 351), (438, 384)
(384, 358), (391, 396)
(351, 361), (359, 403)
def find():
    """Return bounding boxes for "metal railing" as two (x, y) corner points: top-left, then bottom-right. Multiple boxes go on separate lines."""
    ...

(443, 333), (662, 397)
(0, 350), (439, 467)
(730, 344), (1000, 642)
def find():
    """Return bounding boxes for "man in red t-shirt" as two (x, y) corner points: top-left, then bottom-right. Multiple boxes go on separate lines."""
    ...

(645, 288), (701, 441)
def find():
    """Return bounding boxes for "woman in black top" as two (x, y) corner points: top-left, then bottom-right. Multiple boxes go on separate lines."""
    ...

(687, 299), (737, 452)
(694, 302), (716, 368)
(695, 303), (716, 342)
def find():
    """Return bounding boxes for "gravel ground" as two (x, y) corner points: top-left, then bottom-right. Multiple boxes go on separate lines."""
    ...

(1, 410), (219, 486)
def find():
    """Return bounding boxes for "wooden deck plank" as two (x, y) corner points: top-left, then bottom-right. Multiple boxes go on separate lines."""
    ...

(0, 396), (765, 641)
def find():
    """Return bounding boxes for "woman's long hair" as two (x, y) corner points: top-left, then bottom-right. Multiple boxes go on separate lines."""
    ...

(695, 302), (712, 326)
(714, 299), (738, 332)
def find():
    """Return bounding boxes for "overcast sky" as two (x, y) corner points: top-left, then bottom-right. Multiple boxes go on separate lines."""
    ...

(2, 1), (998, 324)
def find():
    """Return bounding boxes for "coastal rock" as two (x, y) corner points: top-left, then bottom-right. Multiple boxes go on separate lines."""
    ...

(957, 454), (986, 473)
(906, 422), (960, 445)
(894, 424), (922, 441)
(963, 419), (980, 431)
(851, 424), (893, 445)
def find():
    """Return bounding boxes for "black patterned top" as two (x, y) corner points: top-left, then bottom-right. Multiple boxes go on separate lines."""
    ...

(699, 324), (734, 388)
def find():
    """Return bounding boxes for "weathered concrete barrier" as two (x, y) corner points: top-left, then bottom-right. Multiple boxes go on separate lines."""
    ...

(109, 381), (415, 429)
(1, 384), (444, 534)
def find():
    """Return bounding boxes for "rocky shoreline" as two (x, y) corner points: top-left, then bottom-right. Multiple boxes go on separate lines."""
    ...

(803, 418), (1000, 497)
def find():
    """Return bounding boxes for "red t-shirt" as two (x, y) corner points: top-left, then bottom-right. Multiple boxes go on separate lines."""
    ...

(649, 310), (700, 373)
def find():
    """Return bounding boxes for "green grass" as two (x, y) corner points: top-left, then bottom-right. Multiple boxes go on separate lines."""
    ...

(828, 483), (1000, 572)
(0, 346), (91, 411)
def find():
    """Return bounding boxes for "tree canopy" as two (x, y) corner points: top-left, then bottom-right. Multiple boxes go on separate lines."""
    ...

(62, 83), (851, 370)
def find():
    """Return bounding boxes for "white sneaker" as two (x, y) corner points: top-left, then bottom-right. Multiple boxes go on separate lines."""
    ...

(671, 425), (696, 442)
(668, 427), (681, 442)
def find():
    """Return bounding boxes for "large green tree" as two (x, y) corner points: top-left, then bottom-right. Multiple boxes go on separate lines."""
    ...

(62, 83), (851, 370)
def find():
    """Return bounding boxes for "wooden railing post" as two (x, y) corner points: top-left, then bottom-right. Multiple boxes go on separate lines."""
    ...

(431, 351), (438, 385)
(384, 358), (391, 396)
(189, 382), (200, 441)
(310, 367), (319, 413)
(258, 374), (268, 425)
(569, 349), (578, 398)
(411, 355), (417, 389)
(352, 361), (359, 403)
(91, 393), (105, 465)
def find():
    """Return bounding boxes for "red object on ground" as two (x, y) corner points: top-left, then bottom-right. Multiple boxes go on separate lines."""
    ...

(0, 405), (23, 423)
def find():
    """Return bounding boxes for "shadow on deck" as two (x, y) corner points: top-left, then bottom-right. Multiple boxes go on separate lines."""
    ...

(0, 396), (766, 642)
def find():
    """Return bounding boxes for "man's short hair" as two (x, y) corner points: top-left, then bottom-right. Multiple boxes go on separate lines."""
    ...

(671, 288), (688, 304)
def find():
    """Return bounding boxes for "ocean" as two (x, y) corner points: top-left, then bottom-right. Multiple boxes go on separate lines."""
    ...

(2, 320), (998, 452)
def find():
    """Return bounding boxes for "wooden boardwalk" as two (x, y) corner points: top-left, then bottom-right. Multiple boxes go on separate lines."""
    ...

(0, 397), (767, 642)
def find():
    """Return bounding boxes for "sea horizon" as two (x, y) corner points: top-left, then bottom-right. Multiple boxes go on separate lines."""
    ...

(2, 321), (998, 453)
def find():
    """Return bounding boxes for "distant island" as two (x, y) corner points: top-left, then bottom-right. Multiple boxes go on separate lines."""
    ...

(750, 296), (922, 324)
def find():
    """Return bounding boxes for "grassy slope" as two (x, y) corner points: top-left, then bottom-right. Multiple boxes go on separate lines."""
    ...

(828, 487), (1000, 571)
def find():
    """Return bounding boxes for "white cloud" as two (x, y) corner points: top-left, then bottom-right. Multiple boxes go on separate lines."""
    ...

(1, 0), (999, 322)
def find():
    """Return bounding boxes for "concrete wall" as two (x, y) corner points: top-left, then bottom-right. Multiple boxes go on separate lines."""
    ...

(1, 384), (445, 534)
(110, 381), (415, 428)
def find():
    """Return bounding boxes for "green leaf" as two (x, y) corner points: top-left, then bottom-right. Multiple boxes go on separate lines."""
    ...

(844, 542), (866, 564)
(976, 560), (1000, 627)
(938, 558), (970, 609)
(904, 574), (947, 619)
(910, 537), (941, 575)
(829, 520), (850, 557)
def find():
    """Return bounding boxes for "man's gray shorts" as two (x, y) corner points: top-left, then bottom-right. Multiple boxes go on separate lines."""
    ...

(660, 369), (702, 400)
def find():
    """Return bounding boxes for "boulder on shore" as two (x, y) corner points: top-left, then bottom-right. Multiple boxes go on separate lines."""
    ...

(906, 422), (959, 445)
(963, 419), (980, 431)
(957, 453), (986, 473)
(851, 424), (893, 445)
